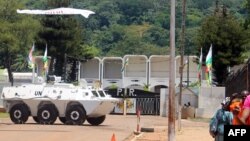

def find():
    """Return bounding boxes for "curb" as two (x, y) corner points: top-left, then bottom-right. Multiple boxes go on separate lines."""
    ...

(141, 127), (154, 132)
(129, 127), (155, 141)
(130, 132), (144, 141)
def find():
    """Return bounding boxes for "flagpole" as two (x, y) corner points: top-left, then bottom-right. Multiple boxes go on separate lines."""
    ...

(45, 44), (47, 82)
(199, 48), (203, 86)
(43, 44), (48, 83)
(201, 64), (203, 87)
(210, 45), (213, 86)
(44, 68), (47, 82)
(32, 65), (35, 83)
(29, 42), (35, 83)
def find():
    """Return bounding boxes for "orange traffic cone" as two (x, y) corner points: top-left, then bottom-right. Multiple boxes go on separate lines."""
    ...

(111, 133), (116, 141)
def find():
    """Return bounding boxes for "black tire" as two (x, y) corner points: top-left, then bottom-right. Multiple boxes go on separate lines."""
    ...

(37, 104), (58, 124)
(87, 115), (106, 126)
(65, 105), (86, 125)
(59, 117), (66, 124)
(33, 116), (39, 123)
(9, 104), (30, 124)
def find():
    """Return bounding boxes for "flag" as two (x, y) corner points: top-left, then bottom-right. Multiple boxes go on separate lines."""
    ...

(205, 45), (212, 85)
(121, 58), (129, 72)
(198, 48), (202, 86)
(43, 45), (48, 70)
(28, 43), (35, 69)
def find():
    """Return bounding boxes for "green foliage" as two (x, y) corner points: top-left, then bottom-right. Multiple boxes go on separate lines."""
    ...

(116, 0), (154, 25)
(37, 0), (89, 77)
(143, 83), (150, 91)
(12, 55), (29, 72)
(187, 8), (203, 27)
(143, 26), (169, 47)
(109, 84), (118, 89)
(195, 5), (246, 85)
(1, 0), (249, 85)
(0, 0), (41, 85)
(190, 0), (214, 10)
(12, 0), (247, 58)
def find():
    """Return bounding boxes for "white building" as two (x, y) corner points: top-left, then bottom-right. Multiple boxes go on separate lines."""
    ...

(122, 55), (148, 90)
(75, 55), (199, 92)
(79, 57), (101, 87)
(175, 55), (199, 87)
(102, 57), (123, 89)
(148, 55), (170, 93)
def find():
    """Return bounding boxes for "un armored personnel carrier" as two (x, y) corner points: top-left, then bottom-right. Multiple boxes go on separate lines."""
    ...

(1, 82), (118, 126)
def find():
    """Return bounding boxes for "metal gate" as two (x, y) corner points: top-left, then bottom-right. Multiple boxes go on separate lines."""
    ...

(108, 88), (160, 115)
(136, 96), (160, 115)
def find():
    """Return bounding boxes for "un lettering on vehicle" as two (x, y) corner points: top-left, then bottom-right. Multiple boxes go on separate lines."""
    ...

(34, 91), (42, 96)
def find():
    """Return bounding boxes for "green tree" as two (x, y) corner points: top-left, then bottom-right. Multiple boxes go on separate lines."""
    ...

(37, 0), (95, 81)
(23, 0), (246, 57)
(142, 26), (169, 47)
(195, 3), (246, 86)
(243, 0), (250, 57)
(0, 0), (40, 85)
(116, 0), (154, 25)
(107, 24), (169, 56)
(191, 0), (214, 10)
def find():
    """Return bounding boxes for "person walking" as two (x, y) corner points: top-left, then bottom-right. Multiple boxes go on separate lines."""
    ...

(239, 93), (250, 125)
(229, 93), (243, 125)
(209, 99), (233, 141)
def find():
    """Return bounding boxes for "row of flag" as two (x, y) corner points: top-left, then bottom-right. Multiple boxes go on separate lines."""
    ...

(198, 44), (213, 86)
(28, 43), (48, 71)
(27, 43), (211, 86)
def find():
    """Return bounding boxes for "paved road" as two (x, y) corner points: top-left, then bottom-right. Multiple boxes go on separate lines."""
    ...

(0, 114), (168, 141)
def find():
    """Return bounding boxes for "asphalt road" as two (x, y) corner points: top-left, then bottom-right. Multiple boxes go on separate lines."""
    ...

(0, 114), (168, 141)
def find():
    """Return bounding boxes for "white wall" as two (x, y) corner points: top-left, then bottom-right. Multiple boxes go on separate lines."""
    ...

(176, 56), (199, 86)
(102, 57), (123, 89)
(80, 57), (101, 86)
(160, 86), (225, 118)
(196, 86), (225, 118)
(123, 55), (148, 88)
(160, 88), (178, 117)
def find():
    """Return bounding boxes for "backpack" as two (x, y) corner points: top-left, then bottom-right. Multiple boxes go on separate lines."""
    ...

(209, 109), (226, 137)
(209, 115), (218, 138)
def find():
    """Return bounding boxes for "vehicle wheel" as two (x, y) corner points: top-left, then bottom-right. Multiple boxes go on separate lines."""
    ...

(65, 105), (86, 125)
(9, 104), (30, 124)
(37, 104), (58, 124)
(59, 117), (66, 124)
(33, 116), (39, 123)
(87, 115), (106, 126)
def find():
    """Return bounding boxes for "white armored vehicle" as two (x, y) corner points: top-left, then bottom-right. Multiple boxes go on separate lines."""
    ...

(1, 81), (118, 126)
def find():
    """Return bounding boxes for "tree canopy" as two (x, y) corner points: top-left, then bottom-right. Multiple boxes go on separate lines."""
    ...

(1, 0), (250, 85)
(195, 3), (247, 86)
(36, 0), (97, 81)
(0, 0), (41, 85)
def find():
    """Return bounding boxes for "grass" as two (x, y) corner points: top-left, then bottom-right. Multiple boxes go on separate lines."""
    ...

(0, 112), (9, 118)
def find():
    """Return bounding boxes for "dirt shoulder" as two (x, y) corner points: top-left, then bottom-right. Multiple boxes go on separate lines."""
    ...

(125, 118), (214, 141)
(0, 113), (213, 141)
